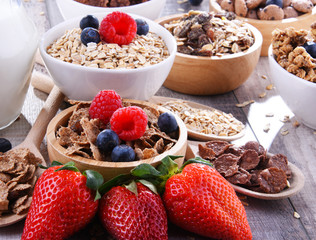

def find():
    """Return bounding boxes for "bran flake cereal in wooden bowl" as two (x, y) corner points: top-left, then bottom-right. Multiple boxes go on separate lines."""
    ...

(46, 98), (188, 181)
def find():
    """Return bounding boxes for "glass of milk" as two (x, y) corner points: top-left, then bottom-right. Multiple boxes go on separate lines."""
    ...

(0, 0), (38, 130)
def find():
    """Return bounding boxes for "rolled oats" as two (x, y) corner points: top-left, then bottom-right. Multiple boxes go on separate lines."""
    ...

(47, 28), (169, 69)
(160, 100), (244, 137)
(235, 100), (255, 107)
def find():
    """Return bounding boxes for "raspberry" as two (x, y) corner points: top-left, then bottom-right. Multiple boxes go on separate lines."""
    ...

(89, 90), (123, 124)
(110, 106), (148, 141)
(99, 11), (137, 46)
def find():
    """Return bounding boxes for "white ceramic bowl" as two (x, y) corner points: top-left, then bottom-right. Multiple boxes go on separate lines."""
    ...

(56, 0), (167, 20)
(39, 12), (177, 101)
(268, 45), (316, 129)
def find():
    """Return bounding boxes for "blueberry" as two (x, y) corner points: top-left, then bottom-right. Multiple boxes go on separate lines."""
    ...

(111, 145), (135, 162)
(80, 27), (100, 46)
(303, 41), (316, 58)
(80, 15), (99, 30)
(135, 19), (149, 36)
(96, 129), (119, 154)
(158, 112), (178, 134)
(266, 0), (283, 8)
(189, 0), (203, 6)
(0, 138), (12, 153)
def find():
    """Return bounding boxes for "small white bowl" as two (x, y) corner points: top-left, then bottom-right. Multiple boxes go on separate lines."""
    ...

(56, 0), (167, 20)
(39, 12), (177, 101)
(268, 45), (316, 129)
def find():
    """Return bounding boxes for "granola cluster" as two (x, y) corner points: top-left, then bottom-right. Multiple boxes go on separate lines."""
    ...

(272, 23), (316, 82)
(46, 28), (169, 69)
(74, 0), (148, 7)
(56, 101), (178, 161)
(164, 10), (254, 57)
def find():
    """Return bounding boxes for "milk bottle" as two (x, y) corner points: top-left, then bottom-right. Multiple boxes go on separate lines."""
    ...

(0, 0), (38, 129)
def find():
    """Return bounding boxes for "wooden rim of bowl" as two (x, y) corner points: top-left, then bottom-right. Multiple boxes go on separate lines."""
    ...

(155, 13), (263, 61)
(46, 99), (188, 169)
(209, 0), (316, 24)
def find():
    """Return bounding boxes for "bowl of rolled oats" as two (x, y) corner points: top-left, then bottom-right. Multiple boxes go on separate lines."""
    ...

(210, 0), (316, 56)
(46, 93), (188, 181)
(56, 0), (167, 20)
(156, 11), (262, 95)
(39, 12), (176, 101)
(268, 23), (316, 129)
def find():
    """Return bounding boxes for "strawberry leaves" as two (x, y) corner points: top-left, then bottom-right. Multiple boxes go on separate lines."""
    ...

(83, 170), (104, 201)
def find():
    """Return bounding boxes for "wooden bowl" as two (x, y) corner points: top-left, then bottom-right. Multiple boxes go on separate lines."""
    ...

(155, 14), (262, 95)
(209, 0), (316, 56)
(46, 99), (188, 181)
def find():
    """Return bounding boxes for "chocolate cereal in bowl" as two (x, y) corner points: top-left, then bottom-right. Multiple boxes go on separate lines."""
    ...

(56, 0), (166, 20)
(209, 0), (316, 56)
(156, 11), (262, 95)
(39, 12), (176, 101)
(46, 90), (187, 181)
(268, 23), (316, 129)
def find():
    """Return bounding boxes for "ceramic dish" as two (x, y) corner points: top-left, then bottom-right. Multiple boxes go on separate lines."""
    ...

(56, 0), (167, 20)
(187, 140), (305, 200)
(150, 96), (246, 141)
(39, 12), (177, 101)
(268, 45), (316, 129)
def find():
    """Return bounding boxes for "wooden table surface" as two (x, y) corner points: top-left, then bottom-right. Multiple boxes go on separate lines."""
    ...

(1, 0), (316, 239)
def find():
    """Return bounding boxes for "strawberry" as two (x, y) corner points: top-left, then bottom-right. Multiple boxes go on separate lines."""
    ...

(21, 162), (104, 240)
(98, 181), (168, 240)
(131, 156), (253, 240)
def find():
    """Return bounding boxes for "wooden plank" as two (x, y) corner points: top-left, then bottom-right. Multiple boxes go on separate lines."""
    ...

(234, 58), (315, 239)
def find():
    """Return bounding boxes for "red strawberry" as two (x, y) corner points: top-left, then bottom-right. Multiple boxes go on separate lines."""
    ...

(163, 163), (252, 239)
(21, 162), (103, 240)
(99, 181), (168, 240)
(131, 156), (253, 240)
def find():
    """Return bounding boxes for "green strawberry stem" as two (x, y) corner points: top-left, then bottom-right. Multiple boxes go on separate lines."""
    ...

(98, 155), (213, 196)
(131, 155), (213, 194)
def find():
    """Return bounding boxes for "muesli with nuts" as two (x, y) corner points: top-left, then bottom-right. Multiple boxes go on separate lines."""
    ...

(163, 10), (254, 57)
